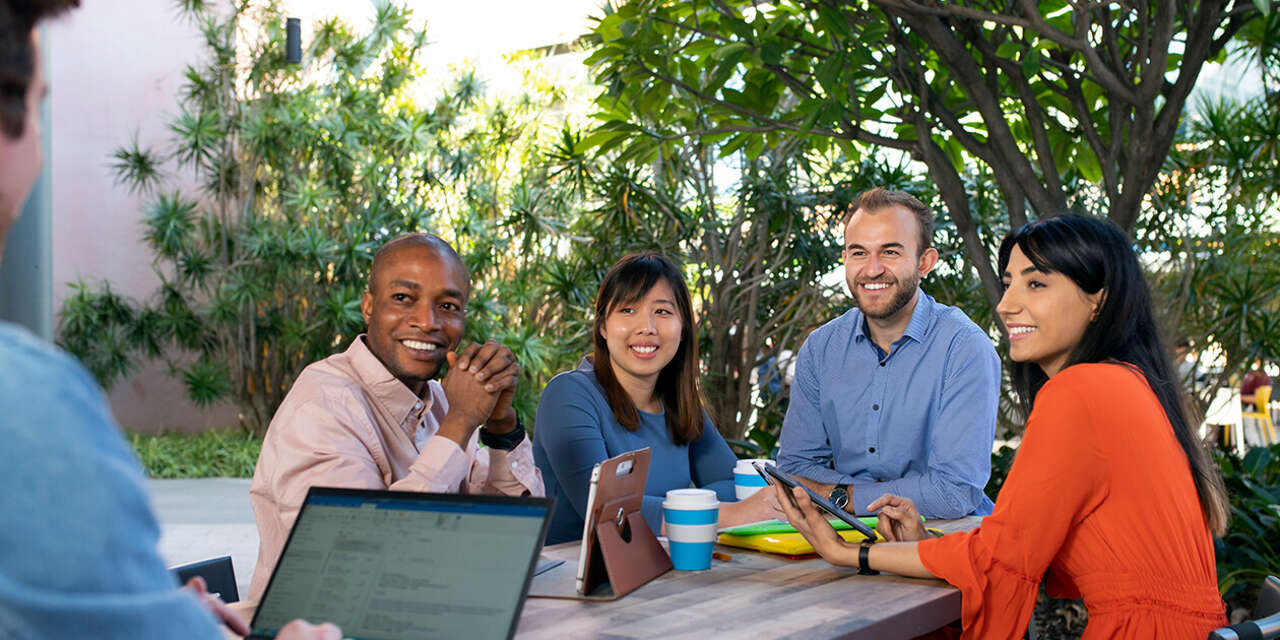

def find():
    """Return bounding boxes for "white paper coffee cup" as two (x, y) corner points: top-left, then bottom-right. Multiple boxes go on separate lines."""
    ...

(663, 488), (719, 570)
(734, 458), (773, 500)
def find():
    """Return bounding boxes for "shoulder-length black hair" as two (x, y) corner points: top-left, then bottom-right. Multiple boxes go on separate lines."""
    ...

(591, 253), (706, 446)
(998, 214), (1228, 535)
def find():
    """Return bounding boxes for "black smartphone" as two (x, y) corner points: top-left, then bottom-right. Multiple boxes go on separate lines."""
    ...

(753, 461), (877, 540)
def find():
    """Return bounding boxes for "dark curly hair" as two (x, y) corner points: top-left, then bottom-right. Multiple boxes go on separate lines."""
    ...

(1, 0), (78, 138)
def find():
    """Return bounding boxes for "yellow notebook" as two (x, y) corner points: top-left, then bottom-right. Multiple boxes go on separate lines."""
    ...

(717, 528), (882, 556)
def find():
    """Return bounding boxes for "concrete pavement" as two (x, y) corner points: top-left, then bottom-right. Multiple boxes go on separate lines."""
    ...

(151, 478), (258, 601)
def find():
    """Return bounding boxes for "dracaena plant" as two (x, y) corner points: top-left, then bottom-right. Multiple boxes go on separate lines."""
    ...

(56, 0), (588, 434)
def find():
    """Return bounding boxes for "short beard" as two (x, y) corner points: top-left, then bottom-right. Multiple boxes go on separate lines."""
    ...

(857, 273), (919, 321)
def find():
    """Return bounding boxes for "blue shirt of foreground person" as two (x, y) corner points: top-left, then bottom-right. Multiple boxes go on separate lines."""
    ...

(0, 2), (337, 637)
(2, 336), (335, 638)
(0, 326), (226, 638)
(778, 188), (1000, 518)
(534, 253), (781, 545)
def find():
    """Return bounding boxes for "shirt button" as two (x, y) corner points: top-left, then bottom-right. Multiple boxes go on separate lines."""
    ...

(869, 447), (876, 453)
(511, 460), (519, 469)
(414, 401), (422, 410)
(879, 362), (886, 367)
(872, 404), (879, 410)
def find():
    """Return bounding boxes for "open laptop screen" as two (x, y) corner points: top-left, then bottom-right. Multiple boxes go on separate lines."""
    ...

(251, 488), (551, 640)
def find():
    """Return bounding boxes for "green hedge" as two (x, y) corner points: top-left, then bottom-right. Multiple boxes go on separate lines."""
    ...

(1215, 443), (1280, 615)
(128, 429), (261, 478)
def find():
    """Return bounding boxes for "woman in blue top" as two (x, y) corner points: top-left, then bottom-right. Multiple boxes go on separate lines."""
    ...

(534, 253), (780, 544)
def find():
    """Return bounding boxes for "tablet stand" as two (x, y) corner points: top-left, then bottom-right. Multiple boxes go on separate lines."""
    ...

(575, 447), (671, 599)
(586, 503), (671, 597)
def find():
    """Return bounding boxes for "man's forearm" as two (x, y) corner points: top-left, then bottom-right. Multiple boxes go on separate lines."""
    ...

(436, 413), (479, 448)
(779, 458), (857, 491)
(484, 412), (518, 433)
(481, 441), (543, 497)
(850, 474), (982, 519)
(793, 476), (836, 499)
(396, 435), (471, 493)
(792, 476), (862, 515)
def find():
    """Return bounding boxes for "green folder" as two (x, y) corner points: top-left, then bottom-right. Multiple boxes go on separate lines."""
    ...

(721, 518), (878, 536)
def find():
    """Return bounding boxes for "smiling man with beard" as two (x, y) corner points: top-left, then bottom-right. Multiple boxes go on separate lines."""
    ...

(248, 233), (543, 600)
(777, 188), (1000, 520)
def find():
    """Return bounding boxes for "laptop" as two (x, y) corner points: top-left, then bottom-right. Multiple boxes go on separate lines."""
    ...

(248, 487), (554, 640)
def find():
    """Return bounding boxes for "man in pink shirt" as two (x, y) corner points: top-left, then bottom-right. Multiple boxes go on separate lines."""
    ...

(249, 233), (544, 599)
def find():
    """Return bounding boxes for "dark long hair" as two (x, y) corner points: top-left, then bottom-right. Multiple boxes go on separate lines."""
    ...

(591, 253), (705, 445)
(998, 215), (1228, 535)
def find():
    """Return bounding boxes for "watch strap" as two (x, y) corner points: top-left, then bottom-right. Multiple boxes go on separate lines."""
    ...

(858, 542), (879, 576)
(479, 416), (526, 451)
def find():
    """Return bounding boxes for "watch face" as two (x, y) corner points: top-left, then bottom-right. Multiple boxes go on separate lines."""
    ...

(829, 487), (849, 509)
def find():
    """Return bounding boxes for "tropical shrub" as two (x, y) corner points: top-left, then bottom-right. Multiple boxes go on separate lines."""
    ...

(1215, 444), (1280, 616)
(57, 1), (589, 434)
(129, 429), (262, 478)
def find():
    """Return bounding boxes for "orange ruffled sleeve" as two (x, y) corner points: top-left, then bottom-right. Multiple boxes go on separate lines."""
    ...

(917, 378), (1108, 640)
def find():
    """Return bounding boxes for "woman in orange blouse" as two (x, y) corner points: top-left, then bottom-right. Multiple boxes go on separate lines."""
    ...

(778, 215), (1229, 639)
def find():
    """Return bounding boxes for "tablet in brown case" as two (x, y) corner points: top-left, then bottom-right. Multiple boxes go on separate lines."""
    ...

(528, 447), (671, 600)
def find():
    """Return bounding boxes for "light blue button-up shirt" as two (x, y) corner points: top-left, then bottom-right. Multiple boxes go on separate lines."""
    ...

(0, 323), (222, 638)
(777, 291), (1000, 518)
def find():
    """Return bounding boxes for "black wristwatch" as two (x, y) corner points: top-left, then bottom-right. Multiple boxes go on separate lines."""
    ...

(858, 541), (879, 575)
(828, 484), (850, 510)
(479, 416), (526, 451)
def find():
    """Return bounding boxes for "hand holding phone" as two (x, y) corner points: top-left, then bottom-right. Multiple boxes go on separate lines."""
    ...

(752, 461), (877, 540)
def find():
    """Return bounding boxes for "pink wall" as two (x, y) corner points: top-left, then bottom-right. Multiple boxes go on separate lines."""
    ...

(48, 1), (236, 433)
(43, 0), (597, 434)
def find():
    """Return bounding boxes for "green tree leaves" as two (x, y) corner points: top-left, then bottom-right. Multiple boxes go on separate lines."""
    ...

(144, 192), (198, 258)
(111, 139), (163, 195)
(583, 0), (1276, 319)
(58, 1), (492, 433)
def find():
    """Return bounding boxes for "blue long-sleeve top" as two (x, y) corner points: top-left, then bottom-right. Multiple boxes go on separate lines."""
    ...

(0, 323), (222, 638)
(532, 358), (738, 544)
(777, 291), (1000, 518)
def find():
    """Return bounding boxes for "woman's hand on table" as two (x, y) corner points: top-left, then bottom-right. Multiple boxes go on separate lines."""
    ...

(719, 485), (785, 528)
(867, 494), (929, 542)
(771, 484), (857, 567)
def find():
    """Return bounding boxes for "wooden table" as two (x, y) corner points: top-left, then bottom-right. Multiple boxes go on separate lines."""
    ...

(224, 517), (980, 640)
(516, 516), (980, 640)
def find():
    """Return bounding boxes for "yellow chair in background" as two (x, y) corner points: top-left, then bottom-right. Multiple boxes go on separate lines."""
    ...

(1242, 385), (1275, 445)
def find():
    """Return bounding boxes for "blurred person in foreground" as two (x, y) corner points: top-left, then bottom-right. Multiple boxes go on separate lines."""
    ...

(778, 215), (1228, 639)
(0, 2), (338, 637)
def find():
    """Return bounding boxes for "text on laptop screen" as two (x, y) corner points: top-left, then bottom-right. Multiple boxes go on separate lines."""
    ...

(252, 494), (547, 639)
